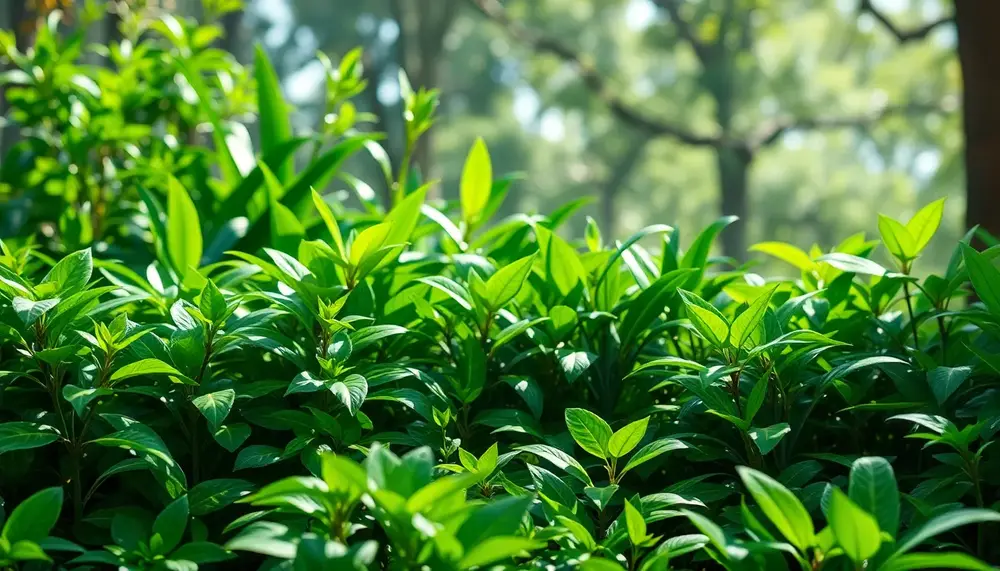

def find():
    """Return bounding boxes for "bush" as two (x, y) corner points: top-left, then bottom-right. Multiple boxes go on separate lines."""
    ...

(1, 5), (999, 571)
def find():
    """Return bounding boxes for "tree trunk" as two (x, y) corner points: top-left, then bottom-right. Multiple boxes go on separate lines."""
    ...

(955, 1), (1000, 244)
(716, 146), (751, 258)
(600, 136), (650, 238)
(220, 10), (246, 63)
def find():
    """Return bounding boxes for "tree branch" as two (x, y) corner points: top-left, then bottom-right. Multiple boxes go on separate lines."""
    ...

(752, 100), (958, 149)
(467, 0), (726, 147)
(650, 0), (712, 64)
(859, 0), (953, 43)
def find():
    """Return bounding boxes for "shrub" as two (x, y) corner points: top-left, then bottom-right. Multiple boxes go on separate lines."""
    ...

(1, 4), (999, 571)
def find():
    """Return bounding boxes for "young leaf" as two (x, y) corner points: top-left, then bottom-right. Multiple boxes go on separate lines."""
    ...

(905, 198), (945, 255)
(565, 408), (613, 459)
(167, 177), (203, 278)
(254, 45), (293, 183)
(458, 537), (539, 569)
(737, 466), (815, 552)
(849, 457), (899, 538)
(620, 438), (687, 476)
(460, 138), (492, 228)
(151, 495), (189, 554)
(517, 444), (593, 486)
(329, 374), (368, 416)
(749, 423), (790, 455)
(828, 487), (882, 563)
(536, 226), (587, 298)
(485, 254), (536, 310)
(40, 248), (92, 297)
(961, 244), (1000, 316)
(730, 286), (777, 348)
(1, 487), (63, 544)
(878, 215), (916, 262)
(192, 389), (236, 431)
(607, 417), (649, 459)
(624, 499), (647, 545)
(678, 290), (729, 347)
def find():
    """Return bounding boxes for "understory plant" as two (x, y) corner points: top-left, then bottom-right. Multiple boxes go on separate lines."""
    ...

(1, 3), (999, 571)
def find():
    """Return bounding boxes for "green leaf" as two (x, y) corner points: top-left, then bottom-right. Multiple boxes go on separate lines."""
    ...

(188, 479), (255, 516)
(828, 487), (882, 562)
(620, 438), (687, 476)
(167, 177), (203, 278)
(175, 59), (242, 187)
(583, 485), (619, 512)
(151, 495), (188, 554)
(624, 499), (647, 545)
(329, 374), (367, 416)
(234, 445), (284, 470)
(458, 536), (539, 569)
(730, 286), (777, 348)
(254, 45), (293, 184)
(460, 137), (492, 227)
(565, 408), (613, 459)
(890, 508), (1000, 558)
(1, 487), (63, 544)
(170, 542), (235, 564)
(878, 214), (916, 262)
(816, 253), (887, 276)
(556, 515), (597, 551)
(682, 216), (738, 275)
(536, 226), (587, 298)
(618, 269), (694, 349)
(745, 376), (768, 423)
(9, 540), (52, 562)
(41, 248), (92, 297)
(198, 280), (228, 323)
(557, 349), (597, 384)
(906, 198), (946, 255)
(12, 297), (59, 326)
(927, 366), (971, 405)
(212, 424), (251, 453)
(749, 423), (790, 455)
(580, 559), (627, 571)
(678, 290), (729, 347)
(111, 359), (190, 385)
(485, 254), (536, 310)
(191, 389), (236, 431)
(90, 424), (179, 470)
(503, 377), (543, 419)
(750, 242), (815, 271)
(849, 456), (899, 538)
(880, 552), (994, 571)
(737, 466), (815, 551)
(0, 422), (61, 455)
(608, 417), (649, 458)
(225, 521), (298, 559)
(517, 444), (593, 486)
(961, 244), (1000, 316)
(312, 189), (346, 257)
(407, 472), (481, 514)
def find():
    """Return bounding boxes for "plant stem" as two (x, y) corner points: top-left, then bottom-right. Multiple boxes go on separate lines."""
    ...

(902, 281), (921, 352)
(936, 313), (949, 364)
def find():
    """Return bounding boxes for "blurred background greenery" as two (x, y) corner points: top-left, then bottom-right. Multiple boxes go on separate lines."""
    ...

(0, 0), (976, 274)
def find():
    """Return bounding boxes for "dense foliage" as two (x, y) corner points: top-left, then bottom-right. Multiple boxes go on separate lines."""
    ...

(1, 5), (999, 571)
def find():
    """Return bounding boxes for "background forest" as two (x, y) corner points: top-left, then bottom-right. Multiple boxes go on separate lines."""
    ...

(0, 0), (979, 272)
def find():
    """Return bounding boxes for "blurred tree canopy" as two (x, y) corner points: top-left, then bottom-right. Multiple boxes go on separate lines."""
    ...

(1, 0), (972, 273)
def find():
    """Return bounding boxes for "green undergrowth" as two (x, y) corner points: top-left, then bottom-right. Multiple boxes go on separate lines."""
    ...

(1, 3), (999, 571)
